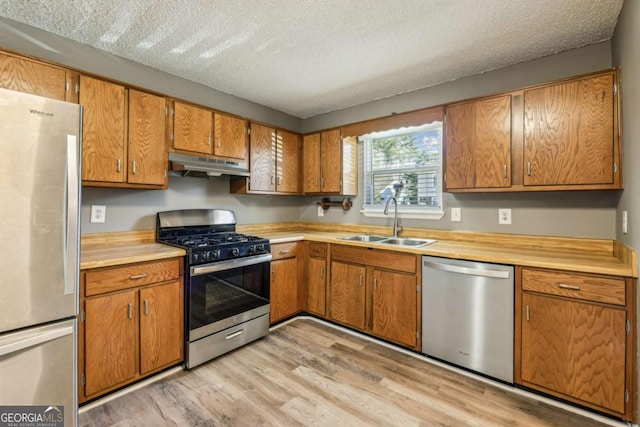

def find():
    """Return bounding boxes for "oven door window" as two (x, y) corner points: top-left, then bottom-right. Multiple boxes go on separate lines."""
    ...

(190, 263), (269, 331)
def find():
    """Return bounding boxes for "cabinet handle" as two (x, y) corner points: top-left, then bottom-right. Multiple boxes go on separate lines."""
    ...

(277, 176), (282, 185)
(117, 158), (121, 173)
(217, 137), (221, 148)
(271, 175), (275, 185)
(373, 278), (378, 290)
(525, 305), (530, 321)
(129, 273), (147, 280)
(527, 162), (531, 176)
(144, 300), (149, 315)
(321, 177), (325, 188)
(558, 283), (581, 291)
(279, 249), (290, 255)
(127, 303), (133, 319)
(132, 160), (137, 175)
(207, 134), (211, 146)
(320, 266), (324, 278)
(359, 275), (363, 287)
(503, 164), (507, 178)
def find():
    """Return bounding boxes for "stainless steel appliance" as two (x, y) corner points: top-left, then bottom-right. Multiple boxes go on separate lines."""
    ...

(156, 209), (271, 369)
(0, 88), (81, 426)
(421, 256), (514, 383)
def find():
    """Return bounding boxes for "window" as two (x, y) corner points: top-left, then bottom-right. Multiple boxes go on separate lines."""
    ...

(360, 122), (444, 219)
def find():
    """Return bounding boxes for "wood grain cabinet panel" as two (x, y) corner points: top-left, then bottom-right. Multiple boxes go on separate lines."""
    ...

(445, 95), (511, 190)
(320, 129), (342, 193)
(249, 123), (276, 192)
(214, 113), (247, 160)
(305, 243), (328, 317)
(329, 261), (366, 329)
(520, 293), (626, 414)
(303, 129), (357, 195)
(0, 51), (69, 101)
(277, 129), (301, 193)
(84, 290), (137, 396)
(173, 101), (213, 155)
(524, 73), (615, 186)
(372, 269), (417, 348)
(270, 246), (301, 323)
(79, 76), (126, 183)
(127, 89), (167, 186)
(302, 133), (321, 192)
(140, 281), (183, 374)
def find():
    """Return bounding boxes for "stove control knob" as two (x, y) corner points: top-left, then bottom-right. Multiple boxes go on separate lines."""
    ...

(231, 248), (240, 257)
(202, 251), (211, 263)
(256, 244), (264, 252)
(248, 245), (256, 254)
(192, 253), (200, 263)
(212, 250), (221, 260)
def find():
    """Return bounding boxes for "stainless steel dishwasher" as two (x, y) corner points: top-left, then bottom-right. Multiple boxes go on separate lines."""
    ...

(421, 256), (514, 383)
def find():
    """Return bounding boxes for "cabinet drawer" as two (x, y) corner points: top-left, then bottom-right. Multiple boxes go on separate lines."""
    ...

(308, 242), (327, 258)
(271, 242), (298, 260)
(332, 245), (416, 273)
(521, 268), (625, 306)
(85, 259), (181, 296)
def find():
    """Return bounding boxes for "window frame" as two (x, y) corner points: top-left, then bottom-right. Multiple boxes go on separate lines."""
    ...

(359, 122), (445, 220)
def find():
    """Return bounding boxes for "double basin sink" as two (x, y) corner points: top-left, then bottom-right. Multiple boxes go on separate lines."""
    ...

(337, 234), (437, 248)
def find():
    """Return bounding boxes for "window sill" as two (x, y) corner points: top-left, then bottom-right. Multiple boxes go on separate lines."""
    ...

(360, 208), (445, 220)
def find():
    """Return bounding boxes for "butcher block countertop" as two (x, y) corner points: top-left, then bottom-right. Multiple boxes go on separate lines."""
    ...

(81, 223), (637, 277)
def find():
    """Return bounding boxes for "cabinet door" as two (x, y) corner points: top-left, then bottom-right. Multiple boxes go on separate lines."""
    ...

(214, 113), (247, 160)
(306, 256), (326, 316)
(372, 269), (417, 347)
(84, 290), (137, 396)
(303, 133), (321, 192)
(0, 52), (67, 101)
(329, 261), (366, 329)
(321, 129), (342, 192)
(445, 96), (511, 190)
(249, 123), (276, 192)
(277, 130), (301, 193)
(173, 101), (213, 155)
(524, 74), (614, 186)
(270, 257), (300, 322)
(140, 281), (183, 374)
(128, 90), (167, 186)
(445, 103), (475, 189)
(80, 76), (126, 183)
(521, 293), (626, 413)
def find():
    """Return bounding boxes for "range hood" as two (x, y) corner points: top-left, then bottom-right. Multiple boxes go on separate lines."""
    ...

(169, 152), (250, 178)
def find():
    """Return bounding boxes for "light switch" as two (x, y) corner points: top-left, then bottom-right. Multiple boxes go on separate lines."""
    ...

(451, 207), (461, 222)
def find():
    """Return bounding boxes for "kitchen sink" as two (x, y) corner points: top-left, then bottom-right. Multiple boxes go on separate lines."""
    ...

(338, 234), (389, 242)
(379, 237), (437, 247)
(338, 235), (437, 247)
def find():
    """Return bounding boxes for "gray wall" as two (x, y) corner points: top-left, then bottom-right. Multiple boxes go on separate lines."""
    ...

(0, 17), (620, 239)
(611, 0), (640, 414)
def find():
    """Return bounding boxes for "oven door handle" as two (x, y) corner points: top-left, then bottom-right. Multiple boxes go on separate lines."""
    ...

(191, 253), (273, 276)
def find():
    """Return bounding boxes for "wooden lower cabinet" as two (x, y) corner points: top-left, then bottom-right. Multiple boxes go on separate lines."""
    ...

(79, 258), (184, 403)
(270, 242), (302, 323)
(517, 266), (636, 420)
(327, 245), (420, 349)
(305, 242), (328, 316)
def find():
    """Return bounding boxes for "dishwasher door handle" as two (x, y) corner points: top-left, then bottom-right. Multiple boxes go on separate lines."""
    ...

(423, 260), (511, 279)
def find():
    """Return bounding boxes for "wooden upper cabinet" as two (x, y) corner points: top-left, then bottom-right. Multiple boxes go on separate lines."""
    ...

(320, 129), (342, 192)
(173, 101), (213, 155)
(445, 95), (511, 190)
(0, 51), (74, 101)
(303, 133), (321, 192)
(249, 123), (276, 192)
(128, 90), (167, 186)
(277, 129), (301, 193)
(80, 76), (126, 183)
(214, 113), (247, 160)
(524, 73), (616, 186)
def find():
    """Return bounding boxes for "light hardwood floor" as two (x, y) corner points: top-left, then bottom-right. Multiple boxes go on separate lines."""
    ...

(79, 318), (615, 426)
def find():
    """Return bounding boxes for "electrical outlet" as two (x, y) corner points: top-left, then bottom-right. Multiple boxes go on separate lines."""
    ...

(90, 205), (106, 223)
(451, 207), (461, 222)
(317, 205), (324, 217)
(622, 210), (628, 234)
(498, 208), (511, 225)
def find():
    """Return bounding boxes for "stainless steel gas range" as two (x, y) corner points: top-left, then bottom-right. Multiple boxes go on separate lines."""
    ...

(156, 209), (271, 369)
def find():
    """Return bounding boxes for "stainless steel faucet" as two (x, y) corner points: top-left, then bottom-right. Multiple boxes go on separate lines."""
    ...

(383, 197), (402, 237)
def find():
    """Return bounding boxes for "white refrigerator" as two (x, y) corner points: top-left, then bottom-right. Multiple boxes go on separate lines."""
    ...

(0, 88), (81, 427)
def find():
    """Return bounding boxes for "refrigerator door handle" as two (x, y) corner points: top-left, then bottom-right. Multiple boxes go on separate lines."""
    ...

(64, 134), (79, 296)
(0, 324), (73, 357)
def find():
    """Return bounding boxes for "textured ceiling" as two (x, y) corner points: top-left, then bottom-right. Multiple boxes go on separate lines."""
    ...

(0, 0), (623, 118)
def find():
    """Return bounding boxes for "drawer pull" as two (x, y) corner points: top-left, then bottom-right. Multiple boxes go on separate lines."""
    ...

(144, 300), (149, 315)
(279, 249), (290, 255)
(558, 283), (581, 291)
(127, 303), (133, 319)
(320, 266), (324, 278)
(129, 273), (148, 280)
(226, 329), (244, 340)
